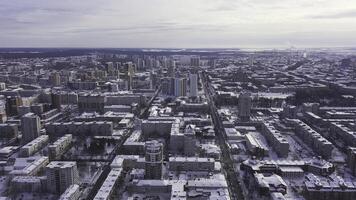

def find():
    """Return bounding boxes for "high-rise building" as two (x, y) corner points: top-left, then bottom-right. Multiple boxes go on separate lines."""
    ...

(123, 62), (135, 90)
(5, 96), (22, 116)
(174, 78), (187, 97)
(46, 161), (79, 195)
(238, 92), (252, 122)
(150, 72), (158, 89)
(145, 140), (163, 179)
(49, 72), (61, 87)
(248, 54), (254, 67)
(189, 73), (198, 97)
(161, 78), (170, 95)
(208, 59), (216, 68)
(105, 62), (115, 72)
(190, 57), (200, 67)
(21, 113), (41, 144)
(181, 78), (187, 97)
(161, 56), (168, 68)
(135, 57), (145, 70)
(174, 78), (181, 97)
(51, 92), (62, 110)
(167, 60), (176, 77)
(169, 78), (175, 96)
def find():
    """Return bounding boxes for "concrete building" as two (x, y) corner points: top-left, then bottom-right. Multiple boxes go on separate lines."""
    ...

(174, 78), (187, 97)
(11, 176), (46, 193)
(189, 73), (198, 97)
(0, 124), (18, 138)
(304, 174), (356, 200)
(19, 135), (49, 157)
(190, 57), (200, 67)
(261, 122), (289, 158)
(241, 158), (334, 177)
(59, 184), (80, 200)
(330, 122), (356, 147)
(51, 92), (62, 110)
(94, 168), (123, 200)
(106, 94), (145, 106)
(142, 119), (174, 137)
(254, 174), (287, 196)
(10, 156), (49, 177)
(68, 81), (97, 90)
(49, 72), (61, 87)
(169, 119), (185, 153)
(21, 113), (41, 144)
(238, 92), (252, 122)
(168, 61), (176, 77)
(78, 93), (106, 113)
(5, 96), (22, 116)
(48, 134), (72, 160)
(46, 161), (79, 195)
(145, 140), (163, 179)
(0, 146), (18, 160)
(245, 133), (269, 157)
(184, 125), (196, 156)
(169, 157), (215, 172)
(46, 121), (113, 138)
(290, 119), (334, 159)
(123, 62), (135, 90)
(18, 106), (31, 116)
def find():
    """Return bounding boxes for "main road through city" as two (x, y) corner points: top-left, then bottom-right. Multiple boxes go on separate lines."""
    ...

(201, 71), (245, 200)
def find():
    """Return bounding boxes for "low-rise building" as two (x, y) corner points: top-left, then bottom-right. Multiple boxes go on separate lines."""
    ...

(19, 135), (49, 157)
(48, 134), (72, 160)
(169, 157), (215, 172)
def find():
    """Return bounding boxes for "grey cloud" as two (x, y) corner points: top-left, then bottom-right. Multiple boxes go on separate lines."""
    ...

(58, 23), (226, 35)
(309, 10), (356, 19)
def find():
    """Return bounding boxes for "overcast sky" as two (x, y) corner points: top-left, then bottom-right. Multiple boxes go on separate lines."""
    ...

(1, 0), (356, 48)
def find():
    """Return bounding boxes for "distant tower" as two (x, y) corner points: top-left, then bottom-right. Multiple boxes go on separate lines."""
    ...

(124, 62), (134, 90)
(49, 72), (61, 87)
(189, 73), (198, 97)
(248, 54), (254, 67)
(174, 78), (181, 97)
(51, 92), (62, 110)
(190, 56), (200, 67)
(161, 78), (170, 95)
(169, 77), (175, 96)
(21, 113), (41, 144)
(145, 140), (163, 179)
(181, 78), (187, 96)
(106, 62), (115, 72)
(174, 78), (187, 97)
(168, 60), (176, 77)
(150, 72), (158, 89)
(208, 59), (216, 68)
(238, 92), (252, 122)
(46, 161), (79, 195)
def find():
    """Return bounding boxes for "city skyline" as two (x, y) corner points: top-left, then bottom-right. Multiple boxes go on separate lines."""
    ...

(1, 1), (356, 199)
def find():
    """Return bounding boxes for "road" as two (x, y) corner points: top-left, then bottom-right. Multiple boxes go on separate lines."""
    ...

(139, 85), (161, 118)
(201, 71), (245, 200)
(87, 86), (161, 199)
(85, 131), (129, 200)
